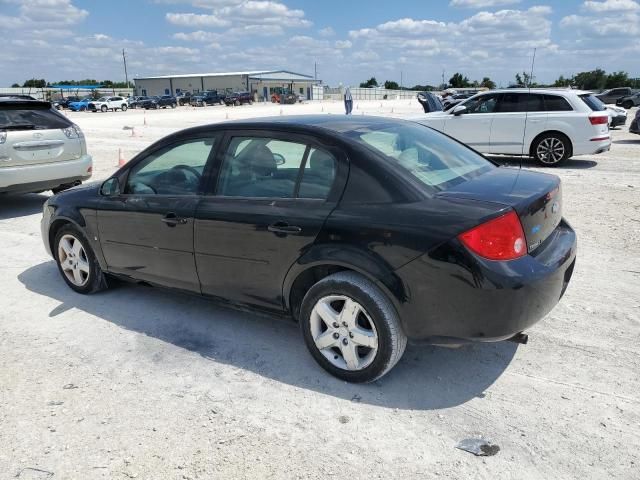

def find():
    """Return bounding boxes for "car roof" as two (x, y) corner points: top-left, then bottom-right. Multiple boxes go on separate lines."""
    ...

(480, 88), (592, 96)
(225, 114), (410, 134)
(0, 98), (51, 108)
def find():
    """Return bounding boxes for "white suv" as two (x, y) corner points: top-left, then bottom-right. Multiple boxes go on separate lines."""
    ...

(88, 96), (128, 113)
(413, 89), (611, 166)
(0, 98), (92, 194)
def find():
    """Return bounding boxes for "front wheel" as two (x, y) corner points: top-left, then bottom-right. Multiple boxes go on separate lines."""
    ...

(100, 105), (107, 113)
(121, 104), (128, 112)
(532, 133), (571, 166)
(171, 103), (176, 109)
(299, 272), (407, 383)
(623, 101), (633, 109)
(54, 225), (108, 294)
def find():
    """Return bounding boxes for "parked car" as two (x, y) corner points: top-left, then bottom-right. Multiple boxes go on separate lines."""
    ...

(596, 87), (633, 105)
(224, 91), (253, 106)
(417, 92), (443, 113)
(616, 92), (640, 109)
(443, 93), (473, 110)
(68, 97), (92, 112)
(0, 94), (36, 100)
(606, 105), (627, 128)
(190, 91), (224, 107)
(138, 96), (177, 109)
(53, 96), (82, 109)
(40, 115), (576, 382)
(88, 96), (128, 112)
(0, 97), (91, 194)
(176, 92), (193, 106)
(414, 89), (611, 166)
(630, 109), (640, 135)
(127, 96), (147, 108)
(271, 92), (298, 104)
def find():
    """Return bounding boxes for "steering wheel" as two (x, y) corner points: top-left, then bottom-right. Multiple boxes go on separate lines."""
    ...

(172, 164), (202, 180)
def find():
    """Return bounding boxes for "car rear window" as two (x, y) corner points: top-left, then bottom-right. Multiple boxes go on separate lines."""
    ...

(580, 94), (606, 112)
(543, 95), (573, 111)
(0, 104), (71, 130)
(347, 122), (494, 193)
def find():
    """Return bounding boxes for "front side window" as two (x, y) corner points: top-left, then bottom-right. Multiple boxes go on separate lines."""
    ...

(217, 136), (336, 199)
(462, 94), (499, 114)
(348, 122), (493, 192)
(126, 137), (216, 195)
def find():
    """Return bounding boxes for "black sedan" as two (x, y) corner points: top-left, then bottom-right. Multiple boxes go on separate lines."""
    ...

(40, 116), (576, 382)
(138, 95), (177, 109)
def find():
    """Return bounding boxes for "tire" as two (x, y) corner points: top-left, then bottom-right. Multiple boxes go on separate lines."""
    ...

(171, 103), (176, 109)
(299, 271), (407, 383)
(121, 104), (128, 112)
(623, 101), (633, 109)
(248, 99), (253, 105)
(54, 224), (108, 295)
(220, 99), (224, 106)
(100, 105), (107, 113)
(154, 104), (159, 110)
(234, 100), (240, 106)
(531, 132), (571, 167)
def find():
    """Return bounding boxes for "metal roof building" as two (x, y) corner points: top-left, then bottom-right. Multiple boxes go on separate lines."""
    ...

(133, 70), (321, 101)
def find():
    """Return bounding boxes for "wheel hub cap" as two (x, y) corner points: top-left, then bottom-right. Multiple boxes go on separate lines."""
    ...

(309, 295), (379, 371)
(57, 234), (90, 287)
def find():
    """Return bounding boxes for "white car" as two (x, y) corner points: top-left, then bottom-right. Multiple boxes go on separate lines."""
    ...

(0, 97), (92, 194)
(88, 96), (128, 113)
(413, 89), (611, 166)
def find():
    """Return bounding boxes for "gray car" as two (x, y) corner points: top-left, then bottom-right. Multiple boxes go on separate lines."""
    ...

(616, 92), (640, 109)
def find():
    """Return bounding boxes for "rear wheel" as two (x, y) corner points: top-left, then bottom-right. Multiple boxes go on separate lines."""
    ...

(532, 133), (571, 167)
(171, 103), (177, 108)
(121, 104), (128, 112)
(623, 101), (633, 109)
(299, 272), (407, 383)
(54, 225), (108, 294)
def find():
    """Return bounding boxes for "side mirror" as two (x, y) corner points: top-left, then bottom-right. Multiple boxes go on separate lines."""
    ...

(452, 105), (467, 116)
(101, 177), (120, 196)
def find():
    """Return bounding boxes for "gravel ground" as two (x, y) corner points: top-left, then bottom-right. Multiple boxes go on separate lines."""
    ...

(1, 101), (639, 479)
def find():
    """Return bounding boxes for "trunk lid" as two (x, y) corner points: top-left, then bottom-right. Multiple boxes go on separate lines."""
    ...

(438, 167), (562, 253)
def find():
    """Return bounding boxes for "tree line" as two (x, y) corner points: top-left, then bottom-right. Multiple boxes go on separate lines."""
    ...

(12, 78), (133, 89)
(358, 68), (638, 91)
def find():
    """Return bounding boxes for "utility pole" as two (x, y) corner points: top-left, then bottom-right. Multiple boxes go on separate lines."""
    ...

(314, 62), (317, 81)
(400, 70), (403, 90)
(442, 70), (445, 89)
(122, 49), (129, 89)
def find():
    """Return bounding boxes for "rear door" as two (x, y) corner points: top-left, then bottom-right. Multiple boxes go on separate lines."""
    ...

(97, 134), (220, 292)
(0, 101), (81, 167)
(490, 92), (547, 155)
(194, 130), (346, 311)
(443, 93), (500, 153)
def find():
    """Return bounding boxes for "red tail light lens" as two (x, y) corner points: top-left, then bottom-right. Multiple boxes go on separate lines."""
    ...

(458, 210), (526, 261)
(589, 115), (608, 125)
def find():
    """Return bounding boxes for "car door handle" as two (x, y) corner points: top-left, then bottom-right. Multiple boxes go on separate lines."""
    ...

(268, 222), (302, 235)
(161, 213), (188, 227)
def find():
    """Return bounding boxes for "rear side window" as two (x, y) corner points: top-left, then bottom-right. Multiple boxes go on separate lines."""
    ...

(580, 94), (606, 112)
(543, 95), (573, 111)
(496, 93), (544, 112)
(0, 105), (71, 130)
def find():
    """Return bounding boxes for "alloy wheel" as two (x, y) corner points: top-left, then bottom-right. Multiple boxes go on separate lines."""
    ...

(57, 234), (90, 287)
(536, 137), (565, 165)
(309, 295), (379, 371)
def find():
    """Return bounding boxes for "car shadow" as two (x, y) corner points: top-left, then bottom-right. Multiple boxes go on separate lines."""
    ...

(18, 262), (518, 411)
(0, 193), (49, 220)
(613, 139), (639, 144)
(490, 156), (598, 169)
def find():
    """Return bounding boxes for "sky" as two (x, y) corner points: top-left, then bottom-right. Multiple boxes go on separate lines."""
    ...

(0, 0), (639, 88)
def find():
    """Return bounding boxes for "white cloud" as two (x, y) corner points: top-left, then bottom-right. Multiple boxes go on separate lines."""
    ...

(450, 0), (521, 8)
(583, 0), (639, 12)
(335, 40), (352, 49)
(166, 12), (230, 27)
(318, 27), (335, 37)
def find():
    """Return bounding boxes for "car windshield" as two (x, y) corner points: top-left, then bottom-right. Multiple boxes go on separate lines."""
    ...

(580, 94), (606, 111)
(346, 121), (494, 192)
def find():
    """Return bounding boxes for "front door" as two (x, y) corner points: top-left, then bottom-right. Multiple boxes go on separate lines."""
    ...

(195, 132), (344, 311)
(444, 93), (500, 153)
(97, 135), (219, 291)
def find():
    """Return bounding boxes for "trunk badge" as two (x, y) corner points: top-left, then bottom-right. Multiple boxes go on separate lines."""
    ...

(551, 202), (559, 214)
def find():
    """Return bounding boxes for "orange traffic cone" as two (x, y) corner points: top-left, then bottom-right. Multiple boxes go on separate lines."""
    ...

(117, 148), (126, 167)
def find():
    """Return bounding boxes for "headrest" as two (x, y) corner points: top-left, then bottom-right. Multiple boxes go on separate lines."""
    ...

(309, 150), (335, 172)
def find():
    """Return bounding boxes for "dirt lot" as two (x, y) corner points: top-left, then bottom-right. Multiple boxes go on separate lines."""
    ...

(1, 101), (639, 479)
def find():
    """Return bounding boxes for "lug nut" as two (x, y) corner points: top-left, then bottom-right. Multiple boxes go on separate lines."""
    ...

(333, 322), (339, 328)
(333, 332), (339, 339)
(349, 332), (354, 339)
(342, 338), (348, 346)
(342, 322), (348, 327)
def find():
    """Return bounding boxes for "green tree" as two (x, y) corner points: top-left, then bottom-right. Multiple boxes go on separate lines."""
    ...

(480, 77), (496, 89)
(605, 71), (630, 88)
(23, 78), (47, 88)
(359, 77), (378, 88)
(515, 71), (532, 87)
(384, 80), (399, 90)
(573, 69), (607, 90)
(11, 83), (20, 88)
(553, 75), (572, 87)
(448, 72), (470, 88)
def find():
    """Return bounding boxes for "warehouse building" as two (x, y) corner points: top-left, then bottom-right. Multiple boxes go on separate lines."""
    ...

(133, 70), (322, 101)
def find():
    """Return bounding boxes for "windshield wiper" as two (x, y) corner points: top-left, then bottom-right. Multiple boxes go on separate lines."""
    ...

(0, 124), (37, 130)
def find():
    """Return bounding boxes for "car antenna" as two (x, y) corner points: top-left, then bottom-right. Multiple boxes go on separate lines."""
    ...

(520, 47), (537, 170)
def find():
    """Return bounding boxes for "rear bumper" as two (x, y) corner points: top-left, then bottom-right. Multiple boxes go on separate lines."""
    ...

(0, 155), (92, 193)
(393, 219), (577, 342)
(573, 137), (611, 156)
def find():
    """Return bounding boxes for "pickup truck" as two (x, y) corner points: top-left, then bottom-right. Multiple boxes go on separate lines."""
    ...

(190, 91), (225, 107)
(88, 96), (128, 112)
(596, 87), (633, 105)
(224, 91), (253, 106)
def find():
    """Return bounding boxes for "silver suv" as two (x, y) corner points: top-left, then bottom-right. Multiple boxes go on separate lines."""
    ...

(0, 97), (92, 194)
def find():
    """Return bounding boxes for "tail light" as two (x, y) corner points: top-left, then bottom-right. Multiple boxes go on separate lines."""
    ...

(589, 115), (608, 125)
(458, 210), (526, 261)
(62, 124), (84, 139)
